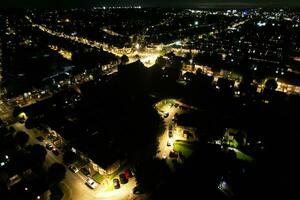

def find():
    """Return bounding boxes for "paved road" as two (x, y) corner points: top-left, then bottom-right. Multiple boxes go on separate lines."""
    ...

(11, 122), (143, 200)
(156, 100), (192, 160)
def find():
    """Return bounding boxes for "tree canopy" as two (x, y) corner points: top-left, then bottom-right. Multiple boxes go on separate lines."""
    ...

(14, 131), (29, 146)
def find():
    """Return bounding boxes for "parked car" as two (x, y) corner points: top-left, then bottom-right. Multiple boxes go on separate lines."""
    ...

(85, 178), (98, 189)
(133, 185), (145, 194)
(81, 168), (91, 177)
(124, 169), (133, 179)
(52, 148), (59, 156)
(113, 178), (120, 189)
(168, 131), (173, 138)
(36, 136), (44, 142)
(169, 151), (179, 158)
(167, 140), (171, 146)
(69, 165), (79, 173)
(45, 143), (53, 150)
(163, 112), (169, 118)
(119, 173), (128, 184)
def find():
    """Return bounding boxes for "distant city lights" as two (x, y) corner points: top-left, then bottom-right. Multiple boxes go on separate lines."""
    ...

(257, 21), (266, 27)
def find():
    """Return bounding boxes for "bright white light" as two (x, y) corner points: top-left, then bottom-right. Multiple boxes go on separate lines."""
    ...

(194, 21), (199, 26)
(175, 41), (181, 46)
(71, 147), (77, 153)
(257, 21), (266, 27)
(135, 43), (140, 49)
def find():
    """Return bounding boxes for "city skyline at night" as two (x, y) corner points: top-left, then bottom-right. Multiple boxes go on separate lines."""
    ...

(1, 0), (300, 8)
(0, 4), (298, 200)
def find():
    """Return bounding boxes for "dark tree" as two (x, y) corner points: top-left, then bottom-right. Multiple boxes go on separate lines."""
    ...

(14, 131), (29, 146)
(184, 52), (193, 64)
(49, 185), (64, 200)
(121, 55), (129, 64)
(29, 144), (47, 164)
(24, 117), (38, 129)
(155, 56), (167, 67)
(62, 150), (78, 165)
(13, 106), (22, 118)
(135, 54), (141, 60)
(135, 158), (170, 191)
(48, 163), (66, 185)
(265, 79), (278, 91)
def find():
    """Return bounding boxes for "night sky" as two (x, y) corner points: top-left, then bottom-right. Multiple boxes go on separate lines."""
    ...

(0, 0), (300, 8)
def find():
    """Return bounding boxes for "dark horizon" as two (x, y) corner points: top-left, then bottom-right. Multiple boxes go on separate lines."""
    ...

(1, 0), (300, 8)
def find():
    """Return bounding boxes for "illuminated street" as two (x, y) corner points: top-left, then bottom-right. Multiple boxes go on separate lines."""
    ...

(10, 122), (141, 200)
(1, 5), (299, 200)
(155, 99), (195, 161)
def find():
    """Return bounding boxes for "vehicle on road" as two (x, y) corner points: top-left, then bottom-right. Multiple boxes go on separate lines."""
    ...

(119, 173), (128, 184)
(179, 105), (185, 110)
(81, 168), (91, 177)
(69, 165), (79, 173)
(45, 143), (54, 150)
(167, 140), (171, 146)
(124, 169), (133, 179)
(52, 148), (59, 156)
(169, 151), (179, 158)
(163, 112), (169, 118)
(85, 178), (98, 189)
(113, 178), (120, 189)
(168, 130), (173, 138)
(36, 136), (44, 142)
(133, 185), (145, 194)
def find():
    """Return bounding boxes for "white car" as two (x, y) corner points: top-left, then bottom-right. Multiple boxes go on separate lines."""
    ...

(69, 165), (79, 173)
(85, 178), (98, 189)
(167, 140), (171, 146)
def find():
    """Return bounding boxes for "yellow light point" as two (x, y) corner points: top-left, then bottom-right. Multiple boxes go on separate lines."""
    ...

(18, 112), (27, 120)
